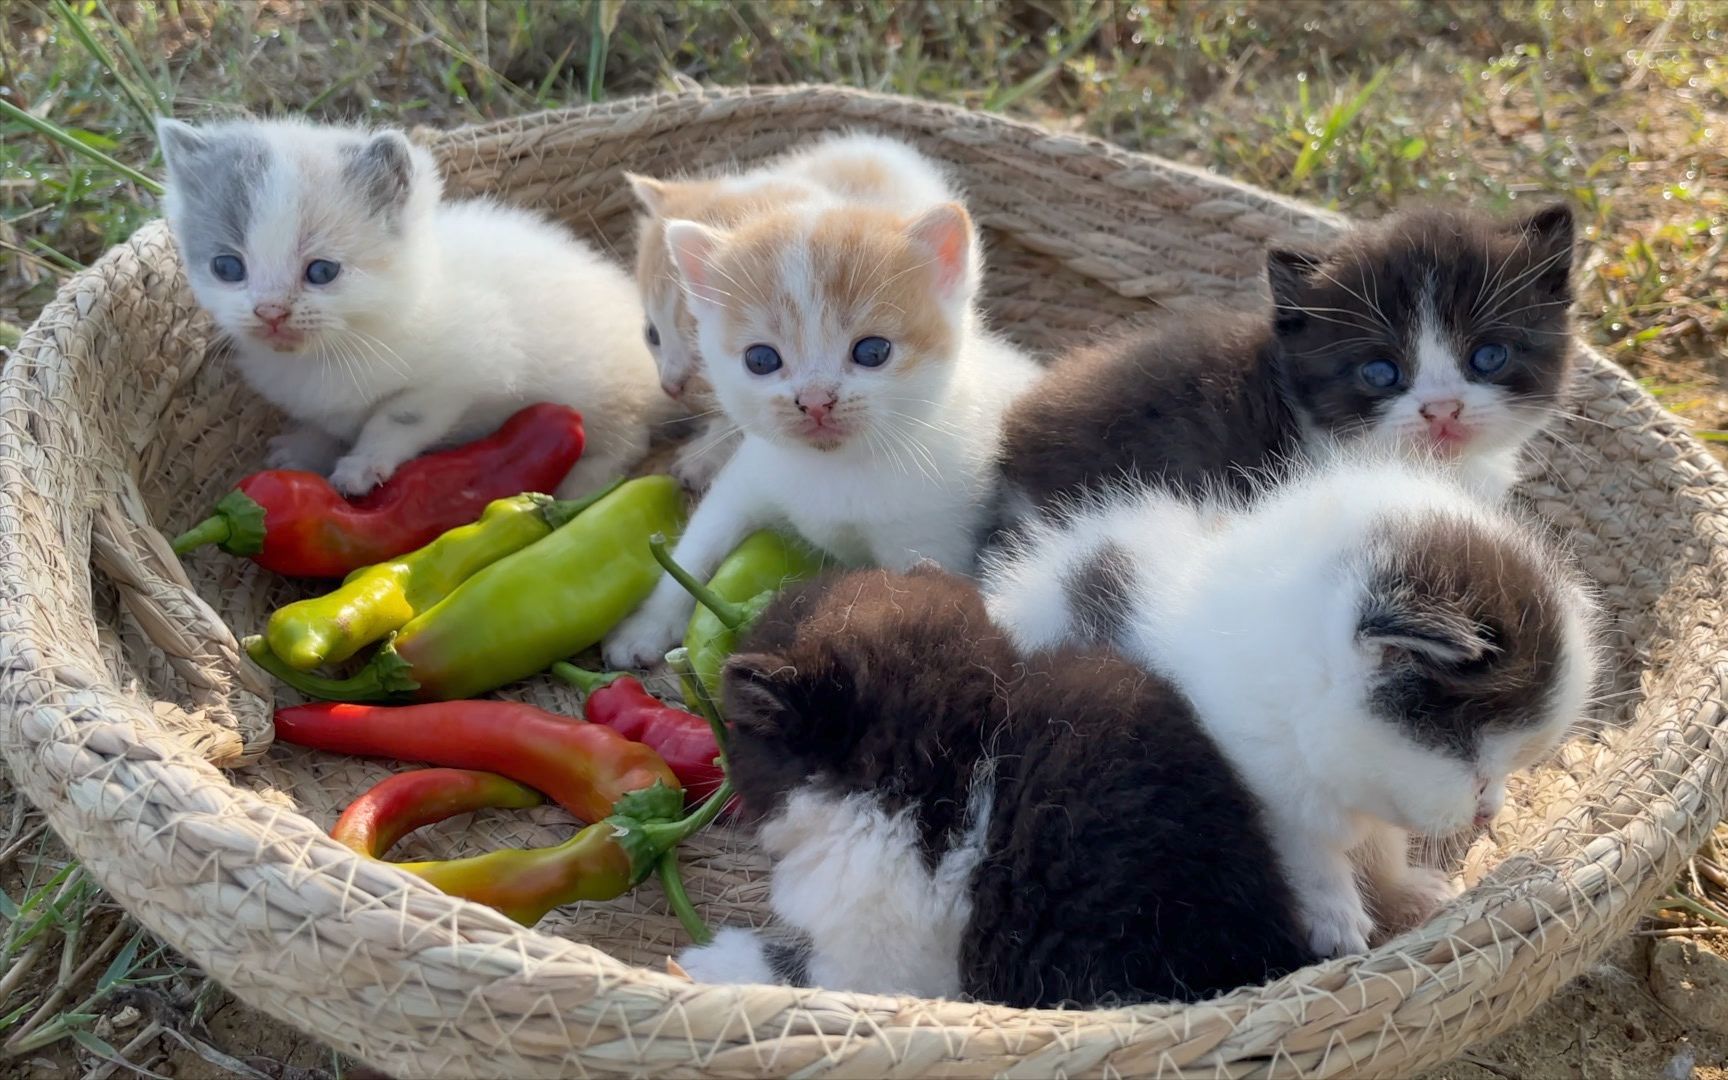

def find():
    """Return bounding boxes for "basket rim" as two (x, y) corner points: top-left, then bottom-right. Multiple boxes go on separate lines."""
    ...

(3, 84), (1727, 1077)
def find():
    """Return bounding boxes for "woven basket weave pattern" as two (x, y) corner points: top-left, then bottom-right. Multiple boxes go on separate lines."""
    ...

(3, 85), (1726, 1077)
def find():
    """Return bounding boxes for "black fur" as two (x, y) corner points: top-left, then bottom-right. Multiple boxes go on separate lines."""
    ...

(999, 204), (1577, 510)
(723, 566), (1316, 1007)
(1360, 516), (1570, 760)
(1061, 540), (1138, 644)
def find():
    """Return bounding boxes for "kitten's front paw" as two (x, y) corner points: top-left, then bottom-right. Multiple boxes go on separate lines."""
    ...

(603, 601), (687, 670)
(677, 928), (778, 985)
(266, 428), (342, 473)
(1372, 865), (1460, 936)
(329, 453), (398, 497)
(1303, 899), (1373, 959)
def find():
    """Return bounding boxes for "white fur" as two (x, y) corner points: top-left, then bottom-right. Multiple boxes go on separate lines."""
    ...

(679, 784), (992, 996)
(604, 203), (1037, 668)
(676, 927), (781, 986)
(159, 117), (670, 497)
(983, 456), (1599, 957)
(632, 132), (963, 491)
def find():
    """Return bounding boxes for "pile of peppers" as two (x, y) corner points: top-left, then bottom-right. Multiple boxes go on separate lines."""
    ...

(224, 412), (842, 932)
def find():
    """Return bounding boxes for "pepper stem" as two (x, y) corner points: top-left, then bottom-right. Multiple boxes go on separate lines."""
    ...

(244, 635), (417, 702)
(657, 849), (711, 944)
(639, 778), (734, 850)
(539, 477), (625, 531)
(549, 661), (626, 696)
(649, 534), (748, 629)
(170, 514), (230, 555)
(666, 647), (730, 764)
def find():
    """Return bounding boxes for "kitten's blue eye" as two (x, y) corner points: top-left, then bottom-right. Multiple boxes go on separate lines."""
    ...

(210, 254), (246, 283)
(1359, 359), (1401, 389)
(744, 344), (783, 376)
(646, 323), (660, 348)
(851, 336), (892, 368)
(1470, 342), (1510, 374)
(304, 259), (341, 286)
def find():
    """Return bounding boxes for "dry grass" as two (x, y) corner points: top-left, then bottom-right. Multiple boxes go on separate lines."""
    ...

(2, 0), (1726, 1074)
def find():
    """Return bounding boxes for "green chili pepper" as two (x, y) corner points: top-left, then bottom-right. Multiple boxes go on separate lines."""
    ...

(653, 530), (829, 695)
(247, 475), (687, 702)
(267, 480), (623, 671)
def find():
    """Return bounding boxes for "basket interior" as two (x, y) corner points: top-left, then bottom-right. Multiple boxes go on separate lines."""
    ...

(92, 105), (1726, 972)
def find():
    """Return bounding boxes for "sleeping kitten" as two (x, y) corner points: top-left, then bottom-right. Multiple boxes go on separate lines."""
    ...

(676, 564), (1317, 1005)
(628, 131), (959, 490)
(602, 197), (1038, 668)
(984, 456), (1600, 956)
(158, 116), (669, 497)
(998, 204), (1578, 512)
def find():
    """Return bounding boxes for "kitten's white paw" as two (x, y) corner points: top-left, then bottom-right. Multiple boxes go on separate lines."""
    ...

(603, 602), (687, 669)
(1303, 899), (1373, 959)
(1373, 865), (1460, 936)
(329, 453), (397, 497)
(266, 429), (342, 473)
(677, 927), (778, 985)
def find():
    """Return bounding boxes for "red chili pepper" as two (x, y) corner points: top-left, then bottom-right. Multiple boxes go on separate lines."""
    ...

(552, 664), (725, 806)
(273, 700), (680, 824)
(331, 768), (545, 858)
(172, 403), (586, 578)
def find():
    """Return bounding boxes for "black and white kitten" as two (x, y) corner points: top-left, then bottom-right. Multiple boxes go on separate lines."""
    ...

(676, 564), (1317, 1006)
(997, 204), (1578, 511)
(984, 455), (1601, 956)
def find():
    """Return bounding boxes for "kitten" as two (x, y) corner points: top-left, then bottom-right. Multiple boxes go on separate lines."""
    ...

(601, 197), (1039, 668)
(157, 117), (669, 497)
(676, 565), (1317, 1005)
(984, 456), (1601, 956)
(997, 204), (1578, 512)
(628, 131), (960, 490)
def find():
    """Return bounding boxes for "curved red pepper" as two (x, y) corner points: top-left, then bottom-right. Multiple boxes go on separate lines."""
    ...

(172, 403), (586, 578)
(331, 768), (545, 858)
(552, 664), (725, 806)
(273, 700), (680, 824)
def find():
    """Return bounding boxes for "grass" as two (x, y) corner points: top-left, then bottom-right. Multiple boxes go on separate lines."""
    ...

(1, 0), (1726, 1072)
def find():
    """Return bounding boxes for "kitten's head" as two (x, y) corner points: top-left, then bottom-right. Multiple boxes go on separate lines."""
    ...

(1196, 460), (1600, 836)
(1268, 203), (1576, 468)
(157, 117), (439, 358)
(721, 564), (1013, 817)
(626, 173), (821, 403)
(663, 201), (978, 453)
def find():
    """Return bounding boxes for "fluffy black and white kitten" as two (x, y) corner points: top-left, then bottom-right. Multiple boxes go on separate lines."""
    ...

(676, 565), (1316, 1006)
(998, 204), (1578, 511)
(984, 455), (1601, 956)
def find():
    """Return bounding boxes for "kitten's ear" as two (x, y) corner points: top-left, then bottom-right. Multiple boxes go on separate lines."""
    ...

(1266, 248), (1324, 333)
(155, 118), (207, 171)
(664, 219), (730, 309)
(904, 202), (975, 301)
(1511, 201), (1575, 296)
(349, 130), (418, 215)
(625, 172), (671, 215)
(720, 653), (799, 737)
(1359, 595), (1493, 667)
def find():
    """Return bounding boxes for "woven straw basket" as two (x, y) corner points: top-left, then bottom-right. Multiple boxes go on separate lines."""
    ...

(4, 85), (1727, 1078)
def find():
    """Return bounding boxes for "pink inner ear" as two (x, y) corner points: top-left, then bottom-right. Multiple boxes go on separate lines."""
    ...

(910, 207), (971, 296)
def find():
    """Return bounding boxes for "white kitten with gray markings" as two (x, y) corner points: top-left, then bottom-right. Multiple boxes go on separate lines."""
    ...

(602, 195), (1039, 669)
(984, 457), (1601, 956)
(157, 116), (669, 497)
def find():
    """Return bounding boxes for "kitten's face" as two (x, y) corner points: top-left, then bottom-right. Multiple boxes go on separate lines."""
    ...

(158, 119), (430, 359)
(664, 203), (972, 454)
(1339, 513), (1596, 835)
(627, 174), (821, 402)
(1270, 204), (1576, 465)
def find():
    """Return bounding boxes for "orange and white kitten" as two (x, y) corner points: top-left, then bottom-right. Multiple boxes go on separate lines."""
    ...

(602, 199), (1038, 668)
(628, 132), (959, 490)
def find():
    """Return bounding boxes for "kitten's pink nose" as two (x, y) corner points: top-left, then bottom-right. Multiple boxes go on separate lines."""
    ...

(1419, 399), (1464, 422)
(253, 302), (290, 330)
(661, 377), (686, 400)
(797, 392), (837, 424)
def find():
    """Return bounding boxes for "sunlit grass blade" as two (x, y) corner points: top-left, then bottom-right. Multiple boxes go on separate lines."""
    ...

(1290, 67), (1389, 186)
(587, 0), (624, 102)
(0, 98), (163, 195)
(53, 0), (158, 129)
